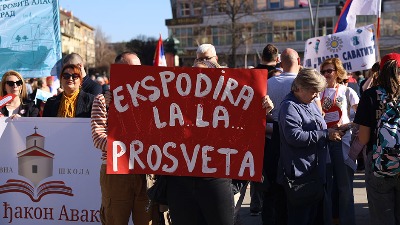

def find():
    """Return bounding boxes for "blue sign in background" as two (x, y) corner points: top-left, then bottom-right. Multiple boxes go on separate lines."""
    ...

(0, 0), (62, 78)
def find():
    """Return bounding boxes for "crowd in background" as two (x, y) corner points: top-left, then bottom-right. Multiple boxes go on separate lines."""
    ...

(0, 68), (110, 117)
(0, 45), (399, 225)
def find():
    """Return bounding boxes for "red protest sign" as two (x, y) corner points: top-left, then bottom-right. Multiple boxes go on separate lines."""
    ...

(0, 94), (16, 109)
(107, 65), (267, 181)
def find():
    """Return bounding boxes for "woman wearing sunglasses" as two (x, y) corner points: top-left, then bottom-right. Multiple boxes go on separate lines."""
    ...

(319, 58), (359, 225)
(0, 70), (39, 118)
(43, 64), (94, 118)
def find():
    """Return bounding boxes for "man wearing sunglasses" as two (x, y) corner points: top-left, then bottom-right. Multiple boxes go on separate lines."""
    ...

(61, 53), (102, 96)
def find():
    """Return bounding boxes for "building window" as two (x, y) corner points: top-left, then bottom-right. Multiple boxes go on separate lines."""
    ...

(251, 18), (319, 43)
(253, 22), (272, 44)
(195, 26), (212, 44)
(299, 19), (312, 41)
(211, 27), (230, 46)
(179, 2), (191, 17)
(193, 2), (203, 16)
(381, 12), (400, 36)
(204, 1), (213, 15)
(172, 27), (195, 48)
(254, 0), (267, 11)
(32, 165), (38, 174)
(269, 0), (280, 9)
(295, 20), (303, 41)
(316, 17), (334, 36)
(266, 33), (273, 42)
(218, 0), (227, 12)
(284, 0), (295, 8)
(212, 27), (219, 45)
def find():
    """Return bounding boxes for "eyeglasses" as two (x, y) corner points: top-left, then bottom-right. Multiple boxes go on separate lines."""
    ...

(195, 56), (216, 61)
(62, 73), (80, 80)
(320, 69), (336, 74)
(6, 80), (23, 87)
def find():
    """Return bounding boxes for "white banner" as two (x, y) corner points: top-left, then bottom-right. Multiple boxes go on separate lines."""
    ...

(0, 118), (103, 225)
(303, 24), (376, 72)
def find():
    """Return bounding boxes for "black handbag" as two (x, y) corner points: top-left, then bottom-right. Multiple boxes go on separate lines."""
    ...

(147, 175), (168, 205)
(283, 165), (324, 207)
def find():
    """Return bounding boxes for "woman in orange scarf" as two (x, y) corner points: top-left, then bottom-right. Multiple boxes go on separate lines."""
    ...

(43, 64), (94, 118)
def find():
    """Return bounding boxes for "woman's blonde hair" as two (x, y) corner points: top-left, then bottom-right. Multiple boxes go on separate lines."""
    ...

(320, 58), (347, 83)
(0, 70), (27, 100)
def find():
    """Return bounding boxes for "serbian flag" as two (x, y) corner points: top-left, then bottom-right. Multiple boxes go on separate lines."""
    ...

(334, 0), (382, 36)
(153, 34), (167, 67)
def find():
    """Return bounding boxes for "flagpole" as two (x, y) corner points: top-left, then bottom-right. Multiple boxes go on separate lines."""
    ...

(314, 0), (320, 37)
(375, 0), (382, 61)
(307, 0), (315, 37)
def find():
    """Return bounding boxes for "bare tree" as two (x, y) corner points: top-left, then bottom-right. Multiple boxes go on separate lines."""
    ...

(112, 42), (128, 55)
(126, 35), (157, 65)
(225, 0), (253, 68)
(95, 27), (116, 74)
(202, 0), (253, 67)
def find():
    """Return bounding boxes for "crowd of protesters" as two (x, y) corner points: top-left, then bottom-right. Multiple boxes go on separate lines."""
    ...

(0, 43), (399, 225)
(0, 60), (109, 118)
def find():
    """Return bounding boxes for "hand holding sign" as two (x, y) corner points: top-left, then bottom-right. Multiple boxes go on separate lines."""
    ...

(262, 95), (274, 114)
(0, 94), (16, 109)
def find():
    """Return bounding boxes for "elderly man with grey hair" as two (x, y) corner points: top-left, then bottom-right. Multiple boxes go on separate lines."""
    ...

(195, 44), (221, 67)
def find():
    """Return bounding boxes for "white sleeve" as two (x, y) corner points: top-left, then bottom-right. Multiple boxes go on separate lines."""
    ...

(348, 88), (360, 107)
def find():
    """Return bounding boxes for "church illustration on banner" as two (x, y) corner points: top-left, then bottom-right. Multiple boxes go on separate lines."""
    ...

(0, 127), (73, 202)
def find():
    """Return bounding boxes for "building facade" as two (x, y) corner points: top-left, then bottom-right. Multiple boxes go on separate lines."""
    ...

(59, 8), (95, 70)
(166, 0), (400, 67)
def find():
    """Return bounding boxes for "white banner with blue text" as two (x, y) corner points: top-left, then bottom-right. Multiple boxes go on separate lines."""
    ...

(303, 24), (376, 73)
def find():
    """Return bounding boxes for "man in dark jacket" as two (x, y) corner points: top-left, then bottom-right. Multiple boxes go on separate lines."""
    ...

(255, 44), (280, 79)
